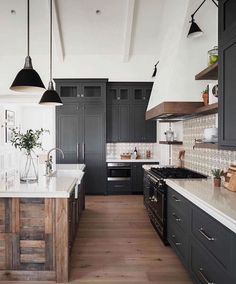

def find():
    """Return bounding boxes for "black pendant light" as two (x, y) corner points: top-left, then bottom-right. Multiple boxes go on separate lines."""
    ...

(10, 0), (45, 92)
(187, 0), (218, 39)
(39, 0), (62, 106)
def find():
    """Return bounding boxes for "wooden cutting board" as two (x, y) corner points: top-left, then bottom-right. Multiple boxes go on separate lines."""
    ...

(224, 165), (236, 192)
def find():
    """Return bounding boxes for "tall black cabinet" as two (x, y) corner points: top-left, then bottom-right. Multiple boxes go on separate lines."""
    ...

(219, 0), (236, 149)
(55, 79), (107, 195)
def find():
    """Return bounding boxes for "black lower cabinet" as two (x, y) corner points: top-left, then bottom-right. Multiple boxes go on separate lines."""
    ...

(107, 181), (131, 195)
(190, 239), (232, 284)
(167, 186), (236, 284)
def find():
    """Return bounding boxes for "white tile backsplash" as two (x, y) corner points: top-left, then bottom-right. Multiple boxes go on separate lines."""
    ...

(172, 114), (236, 176)
(106, 143), (158, 159)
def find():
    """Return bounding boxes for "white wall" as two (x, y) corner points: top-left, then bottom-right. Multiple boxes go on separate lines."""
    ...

(0, 104), (22, 172)
(148, 0), (218, 109)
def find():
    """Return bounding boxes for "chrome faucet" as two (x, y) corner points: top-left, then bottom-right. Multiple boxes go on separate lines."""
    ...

(45, 147), (65, 175)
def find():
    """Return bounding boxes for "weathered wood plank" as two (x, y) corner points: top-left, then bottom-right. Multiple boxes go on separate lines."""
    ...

(20, 254), (46, 263)
(0, 270), (55, 281)
(55, 198), (69, 283)
(20, 240), (45, 248)
(12, 198), (20, 233)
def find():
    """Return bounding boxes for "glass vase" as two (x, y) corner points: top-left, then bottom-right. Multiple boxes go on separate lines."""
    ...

(20, 152), (38, 183)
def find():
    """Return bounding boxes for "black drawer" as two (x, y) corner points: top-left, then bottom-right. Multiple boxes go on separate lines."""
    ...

(168, 203), (189, 233)
(107, 181), (131, 194)
(191, 206), (231, 270)
(168, 220), (188, 263)
(168, 187), (189, 216)
(190, 239), (232, 284)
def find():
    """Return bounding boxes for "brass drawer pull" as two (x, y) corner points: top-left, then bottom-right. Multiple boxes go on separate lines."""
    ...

(172, 212), (181, 222)
(199, 228), (216, 241)
(172, 195), (181, 202)
(198, 268), (215, 284)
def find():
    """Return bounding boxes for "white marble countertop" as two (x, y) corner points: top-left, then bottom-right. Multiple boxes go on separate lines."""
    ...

(56, 163), (86, 171)
(167, 179), (236, 233)
(0, 164), (85, 198)
(106, 159), (159, 163)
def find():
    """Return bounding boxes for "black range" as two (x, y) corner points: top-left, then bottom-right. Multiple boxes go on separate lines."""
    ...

(143, 167), (207, 245)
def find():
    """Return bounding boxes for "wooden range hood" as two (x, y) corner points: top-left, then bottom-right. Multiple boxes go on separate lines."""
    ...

(145, 101), (204, 120)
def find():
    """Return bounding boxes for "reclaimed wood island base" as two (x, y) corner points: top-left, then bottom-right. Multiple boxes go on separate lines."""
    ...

(0, 168), (85, 283)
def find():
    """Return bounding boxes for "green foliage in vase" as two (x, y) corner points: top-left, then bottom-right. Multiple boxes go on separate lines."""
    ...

(10, 128), (49, 155)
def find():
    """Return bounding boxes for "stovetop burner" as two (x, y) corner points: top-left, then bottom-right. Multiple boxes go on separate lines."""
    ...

(150, 167), (207, 179)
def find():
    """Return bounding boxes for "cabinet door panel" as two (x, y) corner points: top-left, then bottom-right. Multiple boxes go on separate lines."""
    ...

(219, 0), (236, 41)
(119, 105), (131, 142)
(56, 104), (83, 163)
(80, 83), (105, 102)
(133, 105), (146, 142)
(84, 104), (106, 194)
(219, 38), (236, 148)
(56, 83), (79, 103)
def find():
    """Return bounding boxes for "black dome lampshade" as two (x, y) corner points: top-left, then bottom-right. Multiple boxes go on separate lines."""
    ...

(187, 16), (203, 38)
(39, 0), (63, 106)
(39, 81), (62, 106)
(10, 0), (45, 93)
(10, 56), (45, 92)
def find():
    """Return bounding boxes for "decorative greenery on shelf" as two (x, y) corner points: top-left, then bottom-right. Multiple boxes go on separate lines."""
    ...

(10, 128), (49, 155)
(211, 169), (224, 179)
(202, 87), (209, 94)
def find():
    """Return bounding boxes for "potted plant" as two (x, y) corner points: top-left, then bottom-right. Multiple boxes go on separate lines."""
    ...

(202, 87), (209, 106)
(11, 128), (49, 183)
(211, 169), (224, 187)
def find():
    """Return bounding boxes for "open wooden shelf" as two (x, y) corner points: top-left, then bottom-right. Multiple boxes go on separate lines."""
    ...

(194, 142), (218, 149)
(195, 103), (218, 116)
(159, 141), (183, 145)
(195, 62), (218, 80)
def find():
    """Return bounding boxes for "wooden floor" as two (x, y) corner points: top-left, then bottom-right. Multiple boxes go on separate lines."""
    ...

(3, 195), (192, 284)
(70, 195), (192, 284)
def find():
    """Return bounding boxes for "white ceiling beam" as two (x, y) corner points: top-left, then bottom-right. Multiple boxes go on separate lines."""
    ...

(49, 0), (65, 61)
(123, 0), (136, 62)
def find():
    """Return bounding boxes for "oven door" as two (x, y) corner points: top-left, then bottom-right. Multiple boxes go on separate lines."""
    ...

(148, 181), (164, 225)
(107, 163), (131, 181)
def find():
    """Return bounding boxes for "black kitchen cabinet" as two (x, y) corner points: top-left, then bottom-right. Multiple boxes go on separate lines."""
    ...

(167, 186), (236, 284)
(132, 163), (144, 193)
(55, 79), (106, 104)
(56, 79), (107, 195)
(56, 103), (83, 163)
(107, 82), (156, 143)
(107, 104), (131, 142)
(131, 162), (158, 194)
(219, 1), (236, 149)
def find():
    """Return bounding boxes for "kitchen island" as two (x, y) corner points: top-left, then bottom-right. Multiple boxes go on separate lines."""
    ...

(0, 164), (85, 283)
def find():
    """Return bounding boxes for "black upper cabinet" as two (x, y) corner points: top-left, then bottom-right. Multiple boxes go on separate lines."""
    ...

(219, 1), (236, 149)
(55, 79), (106, 104)
(107, 82), (156, 143)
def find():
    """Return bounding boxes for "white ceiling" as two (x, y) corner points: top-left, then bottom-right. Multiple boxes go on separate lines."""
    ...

(0, 0), (164, 58)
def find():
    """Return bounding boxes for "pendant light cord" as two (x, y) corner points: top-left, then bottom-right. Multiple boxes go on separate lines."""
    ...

(27, 0), (30, 56)
(191, 0), (218, 19)
(50, 0), (52, 82)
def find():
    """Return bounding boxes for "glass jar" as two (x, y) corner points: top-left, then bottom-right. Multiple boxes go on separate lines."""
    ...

(208, 46), (218, 66)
